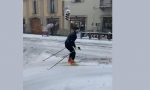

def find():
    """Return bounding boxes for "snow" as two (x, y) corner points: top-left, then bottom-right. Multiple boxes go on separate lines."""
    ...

(23, 34), (112, 90)
(23, 34), (112, 45)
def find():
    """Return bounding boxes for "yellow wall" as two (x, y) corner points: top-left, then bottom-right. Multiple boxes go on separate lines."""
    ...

(43, 0), (63, 32)
(43, 0), (48, 16)
(23, 0), (26, 17)
(43, 0), (62, 16)
(25, 0), (63, 17)
(28, 0), (41, 17)
(23, 0), (64, 34)
(57, 0), (62, 16)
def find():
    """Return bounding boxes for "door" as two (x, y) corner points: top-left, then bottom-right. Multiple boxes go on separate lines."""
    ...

(102, 17), (112, 33)
(30, 17), (42, 34)
(70, 16), (86, 32)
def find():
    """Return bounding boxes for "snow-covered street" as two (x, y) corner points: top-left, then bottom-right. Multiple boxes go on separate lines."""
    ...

(23, 34), (112, 90)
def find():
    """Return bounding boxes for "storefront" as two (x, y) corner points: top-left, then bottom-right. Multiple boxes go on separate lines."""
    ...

(102, 16), (112, 33)
(70, 16), (87, 32)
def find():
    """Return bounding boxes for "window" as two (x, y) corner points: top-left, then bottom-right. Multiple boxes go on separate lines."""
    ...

(49, 0), (57, 13)
(33, 0), (37, 14)
(50, 0), (54, 13)
(102, 17), (112, 33)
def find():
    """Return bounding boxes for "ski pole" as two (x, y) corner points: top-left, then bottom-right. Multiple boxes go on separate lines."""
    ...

(43, 48), (65, 61)
(47, 54), (69, 70)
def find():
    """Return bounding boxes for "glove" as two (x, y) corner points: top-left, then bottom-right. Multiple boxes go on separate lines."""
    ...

(73, 46), (81, 50)
(77, 47), (81, 50)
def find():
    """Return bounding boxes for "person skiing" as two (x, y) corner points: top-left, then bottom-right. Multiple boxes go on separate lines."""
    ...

(65, 25), (79, 65)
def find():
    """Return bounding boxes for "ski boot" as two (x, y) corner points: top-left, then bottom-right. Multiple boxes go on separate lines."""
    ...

(68, 58), (76, 65)
(68, 57), (72, 64)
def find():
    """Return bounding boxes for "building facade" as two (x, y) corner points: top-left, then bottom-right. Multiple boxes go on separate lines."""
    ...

(64, 0), (112, 34)
(99, 0), (112, 33)
(23, 0), (64, 35)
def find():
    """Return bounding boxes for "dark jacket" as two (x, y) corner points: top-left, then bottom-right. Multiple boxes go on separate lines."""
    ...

(65, 31), (77, 47)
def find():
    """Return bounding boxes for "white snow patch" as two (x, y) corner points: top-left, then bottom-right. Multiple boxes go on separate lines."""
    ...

(23, 34), (112, 90)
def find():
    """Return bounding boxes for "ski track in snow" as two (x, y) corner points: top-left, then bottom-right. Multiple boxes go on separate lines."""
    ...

(23, 34), (112, 90)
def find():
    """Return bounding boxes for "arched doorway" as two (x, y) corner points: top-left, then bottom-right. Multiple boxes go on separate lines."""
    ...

(30, 17), (42, 34)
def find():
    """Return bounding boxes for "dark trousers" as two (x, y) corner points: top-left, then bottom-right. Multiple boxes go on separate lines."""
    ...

(65, 45), (76, 60)
(48, 28), (53, 35)
(50, 28), (54, 35)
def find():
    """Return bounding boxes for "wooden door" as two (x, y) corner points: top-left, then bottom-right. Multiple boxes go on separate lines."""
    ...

(30, 17), (42, 34)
